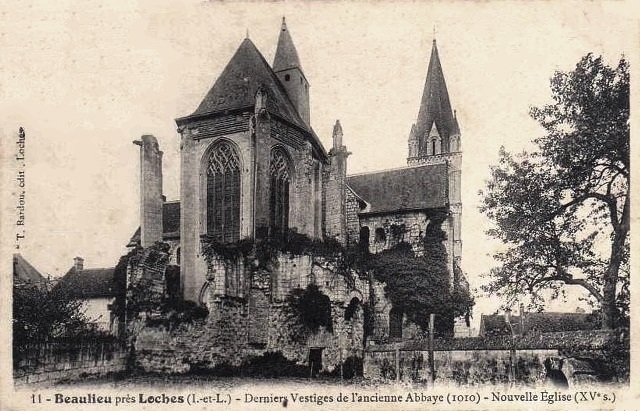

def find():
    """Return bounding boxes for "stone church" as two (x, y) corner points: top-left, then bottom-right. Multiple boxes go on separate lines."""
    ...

(127, 18), (465, 372)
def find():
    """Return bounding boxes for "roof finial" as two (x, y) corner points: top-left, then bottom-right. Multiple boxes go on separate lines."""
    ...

(432, 25), (437, 44)
(246, 28), (249, 39)
(282, 16), (287, 30)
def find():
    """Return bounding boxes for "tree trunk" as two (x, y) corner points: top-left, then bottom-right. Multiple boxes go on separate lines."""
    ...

(602, 229), (626, 329)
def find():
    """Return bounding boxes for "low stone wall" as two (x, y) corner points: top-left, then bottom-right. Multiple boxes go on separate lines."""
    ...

(363, 330), (622, 386)
(364, 348), (555, 385)
(14, 340), (127, 385)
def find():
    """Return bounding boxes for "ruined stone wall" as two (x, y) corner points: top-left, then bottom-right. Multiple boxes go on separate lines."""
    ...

(358, 211), (430, 255)
(369, 280), (423, 344)
(134, 253), (368, 374)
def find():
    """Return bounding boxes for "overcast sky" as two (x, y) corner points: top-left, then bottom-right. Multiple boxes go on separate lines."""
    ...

(1, 1), (635, 320)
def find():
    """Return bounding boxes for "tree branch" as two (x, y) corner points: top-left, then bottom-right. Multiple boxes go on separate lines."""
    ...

(531, 275), (603, 302)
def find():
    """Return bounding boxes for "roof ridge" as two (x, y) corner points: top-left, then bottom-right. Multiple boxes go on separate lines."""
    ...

(79, 267), (115, 271)
(347, 162), (445, 178)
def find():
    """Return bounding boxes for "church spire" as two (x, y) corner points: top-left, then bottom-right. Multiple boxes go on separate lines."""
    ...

(272, 17), (310, 125)
(414, 38), (456, 156)
(273, 17), (303, 72)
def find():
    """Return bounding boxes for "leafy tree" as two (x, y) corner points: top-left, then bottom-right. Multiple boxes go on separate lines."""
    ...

(13, 282), (101, 346)
(480, 54), (629, 329)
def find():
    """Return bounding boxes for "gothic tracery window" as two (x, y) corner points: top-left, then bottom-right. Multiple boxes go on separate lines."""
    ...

(270, 148), (291, 238)
(206, 141), (241, 242)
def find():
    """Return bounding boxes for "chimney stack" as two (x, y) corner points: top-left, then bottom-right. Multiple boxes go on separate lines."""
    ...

(73, 257), (84, 271)
(133, 135), (164, 248)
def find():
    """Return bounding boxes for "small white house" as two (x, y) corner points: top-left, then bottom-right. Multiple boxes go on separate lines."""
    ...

(57, 257), (117, 333)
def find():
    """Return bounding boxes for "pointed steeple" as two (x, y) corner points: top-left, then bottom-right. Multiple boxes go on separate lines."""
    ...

(452, 109), (461, 136)
(272, 17), (310, 125)
(415, 39), (455, 155)
(273, 17), (303, 72)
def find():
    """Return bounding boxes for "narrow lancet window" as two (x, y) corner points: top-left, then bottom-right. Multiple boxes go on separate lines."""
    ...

(269, 148), (291, 238)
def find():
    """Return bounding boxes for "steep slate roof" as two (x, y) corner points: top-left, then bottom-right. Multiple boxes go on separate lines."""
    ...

(177, 37), (327, 159)
(128, 201), (180, 246)
(13, 254), (48, 287)
(346, 163), (448, 215)
(181, 38), (308, 131)
(479, 312), (599, 337)
(57, 267), (116, 299)
(273, 18), (303, 72)
(414, 40), (456, 142)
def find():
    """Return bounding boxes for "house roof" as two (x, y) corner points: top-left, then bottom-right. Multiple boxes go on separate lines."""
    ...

(479, 314), (522, 336)
(414, 40), (457, 143)
(13, 253), (47, 287)
(346, 163), (448, 215)
(128, 201), (180, 246)
(480, 312), (599, 336)
(523, 312), (599, 333)
(57, 267), (116, 299)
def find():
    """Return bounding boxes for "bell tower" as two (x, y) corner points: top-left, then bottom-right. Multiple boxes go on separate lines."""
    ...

(273, 17), (310, 125)
(407, 38), (462, 281)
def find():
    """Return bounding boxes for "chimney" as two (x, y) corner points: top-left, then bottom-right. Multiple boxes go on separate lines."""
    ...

(73, 257), (84, 271)
(133, 135), (164, 248)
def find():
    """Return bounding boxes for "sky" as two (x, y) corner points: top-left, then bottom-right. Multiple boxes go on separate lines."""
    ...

(1, 1), (636, 322)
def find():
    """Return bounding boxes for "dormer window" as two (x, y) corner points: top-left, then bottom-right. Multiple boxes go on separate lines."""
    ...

(284, 74), (290, 81)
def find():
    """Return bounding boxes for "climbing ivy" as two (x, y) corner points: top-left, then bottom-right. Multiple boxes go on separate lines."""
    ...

(370, 219), (474, 336)
(201, 230), (344, 268)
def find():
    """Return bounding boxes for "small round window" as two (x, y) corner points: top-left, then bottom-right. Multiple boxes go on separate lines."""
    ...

(284, 74), (290, 81)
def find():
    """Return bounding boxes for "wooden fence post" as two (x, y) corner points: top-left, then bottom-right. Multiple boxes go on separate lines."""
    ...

(429, 313), (435, 383)
(395, 348), (400, 382)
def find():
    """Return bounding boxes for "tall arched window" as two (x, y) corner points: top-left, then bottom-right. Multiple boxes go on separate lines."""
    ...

(206, 141), (241, 242)
(270, 148), (291, 238)
(389, 307), (403, 339)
